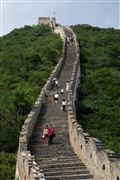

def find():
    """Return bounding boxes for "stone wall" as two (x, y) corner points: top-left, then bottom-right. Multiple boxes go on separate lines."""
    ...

(67, 27), (120, 180)
(15, 25), (120, 180)
(15, 26), (66, 180)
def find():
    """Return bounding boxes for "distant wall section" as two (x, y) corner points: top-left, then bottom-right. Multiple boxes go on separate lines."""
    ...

(38, 17), (56, 29)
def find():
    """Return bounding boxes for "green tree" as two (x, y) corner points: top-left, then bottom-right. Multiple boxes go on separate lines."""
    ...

(73, 25), (120, 157)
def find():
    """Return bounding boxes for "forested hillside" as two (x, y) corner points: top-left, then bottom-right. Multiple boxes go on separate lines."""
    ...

(0, 25), (62, 179)
(72, 25), (120, 157)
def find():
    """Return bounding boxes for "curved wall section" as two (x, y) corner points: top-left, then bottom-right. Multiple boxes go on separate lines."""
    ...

(15, 26), (66, 180)
(15, 25), (120, 180)
(67, 27), (120, 180)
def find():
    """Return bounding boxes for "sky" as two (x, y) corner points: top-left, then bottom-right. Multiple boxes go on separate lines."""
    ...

(0, 0), (120, 36)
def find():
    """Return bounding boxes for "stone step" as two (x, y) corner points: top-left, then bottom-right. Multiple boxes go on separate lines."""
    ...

(42, 165), (87, 172)
(40, 111), (67, 114)
(31, 150), (74, 155)
(37, 158), (81, 165)
(38, 115), (67, 119)
(29, 134), (69, 141)
(38, 161), (84, 168)
(30, 143), (72, 148)
(34, 153), (75, 159)
(36, 155), (79, 162)
(32, 151), (76, 157)
(40, 104), (67, 108)
(44, 169), (90, 177)
(30, 144), (73, 149)
(45, 174), (93, 180)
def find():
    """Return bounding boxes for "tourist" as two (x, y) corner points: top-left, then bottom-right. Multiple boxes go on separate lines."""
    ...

(54, 92), (59, 104)
(66, 82), (69, 92)
(60, 88), (64, 94)
(61, 99), (67, 111)
(48, 124), (55, 145)
(67, 36), (70, 44)
(42, 125), (49, 145)
(55, 78), (59, 88)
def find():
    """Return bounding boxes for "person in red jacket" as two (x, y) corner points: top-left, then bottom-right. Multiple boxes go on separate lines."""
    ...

(48, 124), (55, 145)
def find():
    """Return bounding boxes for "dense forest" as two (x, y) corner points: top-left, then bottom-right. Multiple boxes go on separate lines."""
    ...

(72, 25), (120, 157)
(0, 25), (62, 179)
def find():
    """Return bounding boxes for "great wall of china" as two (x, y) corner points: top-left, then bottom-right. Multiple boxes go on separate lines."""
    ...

(15, 24), (120, 180)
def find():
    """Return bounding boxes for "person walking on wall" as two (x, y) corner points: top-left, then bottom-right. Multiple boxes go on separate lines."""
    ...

(42, 125), (49, 145)
(48, 124), (55, 145)
(53, 77), (57, 86)
(54, 92), (59, 104)
(66, 82), (69, 92)
(60, 88), (64, 95)
(61, 99), (67, 111)
(55, 78), (59, 88)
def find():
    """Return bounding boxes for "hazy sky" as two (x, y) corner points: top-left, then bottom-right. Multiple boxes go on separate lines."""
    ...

(0, 0), (120, 36)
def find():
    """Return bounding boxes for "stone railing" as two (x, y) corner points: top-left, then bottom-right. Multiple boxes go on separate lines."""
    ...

(67, 27), (120, 180)
(15, 26), (66, 180)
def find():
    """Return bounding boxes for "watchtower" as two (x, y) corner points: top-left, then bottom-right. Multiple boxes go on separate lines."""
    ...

(38, 17), (53, 27)
(38, 16), (56, 29)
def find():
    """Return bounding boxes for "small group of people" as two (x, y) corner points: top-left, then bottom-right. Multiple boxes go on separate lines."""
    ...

(53, 78), (69, 92)
(65, 28), (74, 42)
(54, 92), (67, 111)
(42, 124), (55, 146)
(66, 31), (74, 44)
(67, 36), (73, 44)
(42, 78), (69, 146)
(53, 78), (69, 112)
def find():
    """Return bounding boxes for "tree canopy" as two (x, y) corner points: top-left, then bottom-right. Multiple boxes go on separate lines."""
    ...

(72, 25), (120, 157)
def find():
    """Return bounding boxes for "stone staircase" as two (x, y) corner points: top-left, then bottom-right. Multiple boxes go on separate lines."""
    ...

(28, 30), (93, 180)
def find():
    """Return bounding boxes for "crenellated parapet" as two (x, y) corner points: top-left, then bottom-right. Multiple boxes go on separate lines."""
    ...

(15, 26), (66, 180)
(67, 27), (120, 180)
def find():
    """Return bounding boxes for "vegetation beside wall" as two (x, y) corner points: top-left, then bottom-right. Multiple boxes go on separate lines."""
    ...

(72, 25), (120, 157)
(0, 25), (62, 179)
(0, 152), (16, 180)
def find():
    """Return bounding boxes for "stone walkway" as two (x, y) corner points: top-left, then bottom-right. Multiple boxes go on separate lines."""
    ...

(28, 29), (93, 180)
